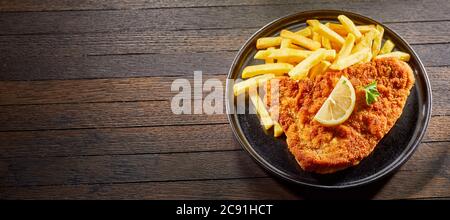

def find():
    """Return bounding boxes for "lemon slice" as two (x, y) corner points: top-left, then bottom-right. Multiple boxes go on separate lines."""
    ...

(314, 76), (356, 126)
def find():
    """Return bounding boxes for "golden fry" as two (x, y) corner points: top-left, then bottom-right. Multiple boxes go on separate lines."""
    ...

(233, 74), (275, 96)
(265, 47), (275, 63)
(328, 23), (375, 36)
(372, 25), (385, 57)
(324, 49), (336, 62)
(334, 33), (356, 64)
(311, 22), (345, 45)
(376, 51), (410, 62)
(380, 39), (395, 54)
(338, 15), (362, 39)
(256, 37), (282, 49)
(280, 38), (291, 48)
(274, 122), (284, 137)
(330, 41), (342, 51)
(327, 23), (348, 36)
(254, 49), (271, 60)
(312, 31), (322, 45)
(352, 28), (379, 54)
(268, 48), (312, 59)
(321, 35), (332, 50)
(242, 63), (293, 78)
(330, 48), (371, 70)
(289, 43), (304, 50)
(295, 27), (312, 37)
(309, 60), (331, 79)
(289, 49), (327, 80)
(280, 29), (321, 50)
(306, 19), (321, 27)
(357, 25), (376, 33)
(249, 92), (274, 130)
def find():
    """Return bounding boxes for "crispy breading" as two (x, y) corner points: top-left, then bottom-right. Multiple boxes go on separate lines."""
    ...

(265, 58), (415, 173)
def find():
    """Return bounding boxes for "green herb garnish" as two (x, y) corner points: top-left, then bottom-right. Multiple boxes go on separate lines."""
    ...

(363, 81), (380, 105)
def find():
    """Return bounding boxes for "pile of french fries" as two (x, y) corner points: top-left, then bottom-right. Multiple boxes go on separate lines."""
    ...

(233, 15), (411, 137)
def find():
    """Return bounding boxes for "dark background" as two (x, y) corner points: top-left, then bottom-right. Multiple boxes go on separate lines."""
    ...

(0, 0), (448, 199)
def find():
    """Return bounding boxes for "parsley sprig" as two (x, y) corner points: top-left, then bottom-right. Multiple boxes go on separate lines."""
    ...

(363, 81), (380, 105)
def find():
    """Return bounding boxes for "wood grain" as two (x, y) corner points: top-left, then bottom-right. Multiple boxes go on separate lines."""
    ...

(0, 0), (390, 12)
(0, 142), (448, 200)
(1, 21), (449, 56)
(0, 0), (448, 200)
(0, 44), (448, 81)
(0, 124), (238, 158)
(0, 151), (267, 186)
(1, 174), (449, 200)
(0, 116), (447, 159)
(0, 101), (228, 131)
(0, 67), (447, 115)
(0, 1), (449, 35)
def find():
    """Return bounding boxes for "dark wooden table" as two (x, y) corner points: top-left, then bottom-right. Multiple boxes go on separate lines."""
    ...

(0, 0), (448, 199)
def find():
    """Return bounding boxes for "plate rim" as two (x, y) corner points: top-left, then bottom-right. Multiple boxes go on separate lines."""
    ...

(225, 9), (432, 189)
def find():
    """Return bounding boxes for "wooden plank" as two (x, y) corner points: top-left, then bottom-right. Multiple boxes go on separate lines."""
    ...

(0, 29), (253, 56)
(0, 0), (353, 12)
(0, 115), (446, 158)
(1, 173), (448, 200)
(0, 52), (232, 80)
(0, 114), (446, 159)
(0, 142), (448, 199)
(0, 43), (448, 81)
(0, 151), (267, 186)
(0, 124), (238, 158)
(0, 177), (302, 200)
(0, 79), (446, 132)
(1, 21), (449, 56)
(0, 67), (447, 115)
(0, 101), (228, 131)
(0, 75), (228, 105)
(425, 116), (450, 142)
(0, 1), (449, 35)
(0, 96), (445, 132)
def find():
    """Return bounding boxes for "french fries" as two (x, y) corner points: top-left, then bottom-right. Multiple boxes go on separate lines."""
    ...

(249, 92), (274, 130)
(280, 38), (291, 49)
(328, 23), (375, 36)
(312, 31), (322, 45)
(280, 29), (321, 50)
(295, 27), (312, 37)
(351, 28), (379, 54)
(338, 15), (362, 39)
(380, 39), (395, 54)
(268, 48), (313, 60)
(256, 37), (282, 49)
(327, 23), (348, 36)
(233, 74), (275, 96)
(324, 49), (336, 61)
(289, 49), (327, 80)
(265, 47), (275, 63)
(239, 14), (411, 133)
(334, 33), (356, 64)
(254, 49), (271, 60)
(310, 21), (345, 45)
(274, 122), (283, 137)
(242, 63), (293, 78)
(330, 48), (371, 70)
(309, 60), (331, 79)
(372, 25), (384, 57)
(357, 25), (376, 33)
(376, 51), (410, 61)
(321, 36), (332, 50)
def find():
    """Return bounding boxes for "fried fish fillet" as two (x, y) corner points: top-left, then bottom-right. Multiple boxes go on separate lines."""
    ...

(265, 58), (415, 173)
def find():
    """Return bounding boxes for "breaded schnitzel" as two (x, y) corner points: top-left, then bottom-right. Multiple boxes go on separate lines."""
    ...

(265, 58), (415, 173)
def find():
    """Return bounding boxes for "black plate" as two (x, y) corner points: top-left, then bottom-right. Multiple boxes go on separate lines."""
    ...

(225, 10), (432, 188)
